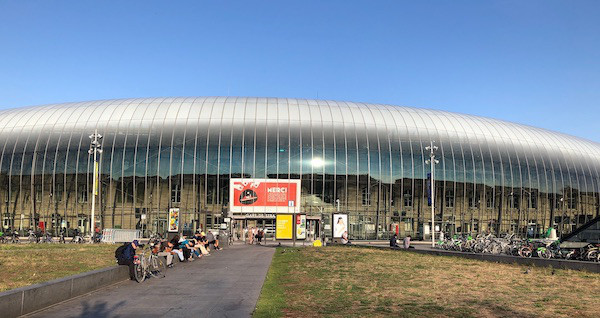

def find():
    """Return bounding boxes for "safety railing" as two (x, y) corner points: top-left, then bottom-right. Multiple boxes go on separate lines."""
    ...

(101, 228), (141, 243)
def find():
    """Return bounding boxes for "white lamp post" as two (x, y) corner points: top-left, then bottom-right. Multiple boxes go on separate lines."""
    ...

(88, 130), (103, 235)
(425, 142), (439, 247)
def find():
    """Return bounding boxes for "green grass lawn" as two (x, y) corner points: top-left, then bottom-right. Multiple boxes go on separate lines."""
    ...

(0, 244), (118, 292)
(254, 246), (600, 318)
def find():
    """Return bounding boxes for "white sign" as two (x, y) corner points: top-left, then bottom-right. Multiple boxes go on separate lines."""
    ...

(333, 214), (348, 238)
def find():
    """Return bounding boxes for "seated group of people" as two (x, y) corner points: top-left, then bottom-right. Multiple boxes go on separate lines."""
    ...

(116, 231), (223, 280)
(159, 231), (222, 266)
(389, 233), (411, 249)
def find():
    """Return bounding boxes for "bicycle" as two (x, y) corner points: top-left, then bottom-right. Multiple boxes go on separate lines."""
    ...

(9, 231), (20, 244)
(70, 233), (85, 244)
(536, 240), (564, 259)
(133, 243), (167, 283)
(27, 230), (39, 244)
(518, 240), (535, 258)
(40, 232), (54, 243)
(148, 232), (164, 242)
(92, 232), (102, 243)
(581, 243), (600, 262)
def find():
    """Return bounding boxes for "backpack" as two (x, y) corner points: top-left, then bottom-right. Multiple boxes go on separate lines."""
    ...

(115, 243), (127, 260)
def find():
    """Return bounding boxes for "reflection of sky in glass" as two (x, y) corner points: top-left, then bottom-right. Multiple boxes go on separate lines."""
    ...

(0, 97), (598, 239)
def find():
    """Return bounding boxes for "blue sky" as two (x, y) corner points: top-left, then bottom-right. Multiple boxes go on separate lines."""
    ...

(1, 1), (599, 141)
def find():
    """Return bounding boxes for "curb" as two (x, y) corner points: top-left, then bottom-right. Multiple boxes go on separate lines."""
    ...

(0, 265), (129, 317)
(353, 244), (600, 273)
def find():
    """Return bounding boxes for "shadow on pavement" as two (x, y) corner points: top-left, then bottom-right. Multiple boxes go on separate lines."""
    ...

(74, 299), (126, 318)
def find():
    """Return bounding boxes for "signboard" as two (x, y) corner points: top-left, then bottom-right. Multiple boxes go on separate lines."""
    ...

(230, 179), (301, 213)
(296, 214), (306, 240)
(275, 214), (293, 239)
(168, 208), (179, 232)
(333, 213), (348, 238)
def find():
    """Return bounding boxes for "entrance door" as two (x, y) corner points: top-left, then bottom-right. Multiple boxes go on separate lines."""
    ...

(153, 218), (167, 237)
(306, 220), (321, 241)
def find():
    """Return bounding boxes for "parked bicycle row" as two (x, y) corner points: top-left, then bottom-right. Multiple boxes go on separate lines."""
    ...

(114, 230), (223, 283)
(434, 233), (600, 262)
(0, 228), (101, 244)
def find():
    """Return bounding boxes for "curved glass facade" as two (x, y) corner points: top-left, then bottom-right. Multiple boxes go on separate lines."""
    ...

(1, 97), (599, 239)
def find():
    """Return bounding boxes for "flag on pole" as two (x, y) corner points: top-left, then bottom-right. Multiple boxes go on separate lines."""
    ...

(93, 161), (99, 196)
(427, 172), (432, 206)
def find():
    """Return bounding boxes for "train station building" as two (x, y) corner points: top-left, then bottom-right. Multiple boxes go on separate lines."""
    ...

(1, 97), (599, 241)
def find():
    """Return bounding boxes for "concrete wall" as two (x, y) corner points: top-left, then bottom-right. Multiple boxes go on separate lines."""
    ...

(0, 265), (129, 318)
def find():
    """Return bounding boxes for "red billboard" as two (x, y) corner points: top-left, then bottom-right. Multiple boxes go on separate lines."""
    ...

(230, 179), (301, 213)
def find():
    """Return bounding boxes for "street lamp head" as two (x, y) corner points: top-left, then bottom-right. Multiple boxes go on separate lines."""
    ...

(89, 133), (103, 140)
(433, 146), (438, 151)
(425, 146), (431, 151)
(434, 159), (439, 164)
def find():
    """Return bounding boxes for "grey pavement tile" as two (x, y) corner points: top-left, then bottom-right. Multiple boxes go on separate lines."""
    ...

(26, 245), (274, 318)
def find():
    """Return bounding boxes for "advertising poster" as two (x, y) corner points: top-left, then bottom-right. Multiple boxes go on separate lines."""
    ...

(333, 213), (348, 238)
(168, 208), (179, 232)
(296, 214), (306, 240)
(230, 179), (301, 213)
(276, 214), (293, 239)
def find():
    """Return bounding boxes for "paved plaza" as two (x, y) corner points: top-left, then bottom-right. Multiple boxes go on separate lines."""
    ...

(25, 244), (275, 318)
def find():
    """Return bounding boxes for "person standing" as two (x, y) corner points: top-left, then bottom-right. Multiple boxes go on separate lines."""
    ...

(247, 227), (254, 244)
(258, 229), (264, 244)
(116, 240), (140, 279)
